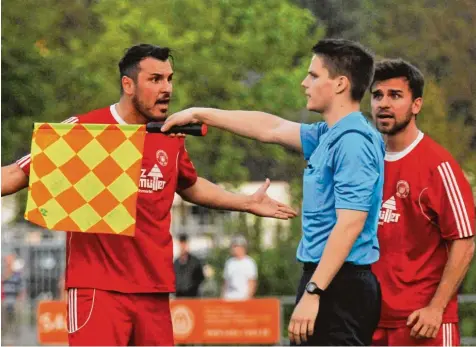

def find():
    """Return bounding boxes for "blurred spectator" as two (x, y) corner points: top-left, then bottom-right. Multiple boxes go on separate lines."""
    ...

(174, 233), (205, 297)
(199, 264), (220, 298)
(222, 235), (258, 300)
(1, 253), (24, 345)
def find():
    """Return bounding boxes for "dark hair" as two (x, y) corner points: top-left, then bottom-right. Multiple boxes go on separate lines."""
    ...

(312, 39), (375, 102)
(371, 59), (425, 99)
(118, 43), (172, 93)
(178, 233), (188, 243)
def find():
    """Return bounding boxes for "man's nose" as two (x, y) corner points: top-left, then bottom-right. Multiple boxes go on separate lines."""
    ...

(161, 80), (172, 93)
(379, 95), (391, 108)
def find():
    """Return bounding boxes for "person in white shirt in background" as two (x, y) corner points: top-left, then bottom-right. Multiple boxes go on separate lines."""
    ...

(222, 235), (258, 300)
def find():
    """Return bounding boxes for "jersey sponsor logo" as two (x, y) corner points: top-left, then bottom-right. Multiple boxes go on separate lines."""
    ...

(379, 196), (401, 225)
(156, 149), (168, 166)
(396, 180), (410, 198)
(139, 164), (166, 193)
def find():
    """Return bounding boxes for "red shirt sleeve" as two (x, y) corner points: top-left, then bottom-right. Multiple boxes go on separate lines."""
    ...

(429, 160), (475, 240)
(177, 141), (198, 191)
(16, 154), (31, 176)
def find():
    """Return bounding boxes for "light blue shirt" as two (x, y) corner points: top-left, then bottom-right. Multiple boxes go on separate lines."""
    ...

(297, 112), (385, 265)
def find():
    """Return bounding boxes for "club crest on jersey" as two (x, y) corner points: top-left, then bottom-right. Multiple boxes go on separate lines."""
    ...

(156, 150), (168, 166)
(396, 180), (410, 198)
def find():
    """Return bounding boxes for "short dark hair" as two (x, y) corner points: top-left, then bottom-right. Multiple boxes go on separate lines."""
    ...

(118, 43), (172, 93)
(371, 59), (425, 100)
(178, 233), (188, 243)
(312, 39), (375, 102)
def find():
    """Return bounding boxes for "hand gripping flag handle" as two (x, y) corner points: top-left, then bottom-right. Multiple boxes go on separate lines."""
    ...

(146, 122), (208, 136)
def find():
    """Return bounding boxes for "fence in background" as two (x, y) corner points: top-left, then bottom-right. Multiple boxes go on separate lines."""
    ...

(2, 240), (476, 346)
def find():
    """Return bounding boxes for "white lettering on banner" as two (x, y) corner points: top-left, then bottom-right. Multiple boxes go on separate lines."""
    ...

(38, 312), (67, 333)
(205, 329), (271, 337)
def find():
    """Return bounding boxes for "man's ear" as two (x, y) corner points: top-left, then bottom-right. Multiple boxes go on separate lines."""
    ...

(412, 97), (423, 115)
(122, 76), (135, 96)
(335, 76), (350, 95)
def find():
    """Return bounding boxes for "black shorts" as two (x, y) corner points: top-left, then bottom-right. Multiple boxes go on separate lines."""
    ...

(292, 262), (381, 346)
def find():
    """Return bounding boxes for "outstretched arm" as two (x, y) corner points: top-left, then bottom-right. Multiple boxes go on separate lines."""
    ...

(178, 177), (297, 220)
(162, 107), (303, 152)
(1, 163), (29, 197)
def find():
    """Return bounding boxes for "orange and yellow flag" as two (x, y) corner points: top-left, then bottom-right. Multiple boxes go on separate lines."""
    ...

(24, 123), (146, 236)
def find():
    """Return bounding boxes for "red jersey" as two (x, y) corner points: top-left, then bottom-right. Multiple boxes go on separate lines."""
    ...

(372, 131), (475, 328)
(16, 105), (198, 293)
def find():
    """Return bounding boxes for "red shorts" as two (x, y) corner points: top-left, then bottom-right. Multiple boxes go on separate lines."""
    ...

(67, 288), (173, 346)
(372, 323), (460, 346)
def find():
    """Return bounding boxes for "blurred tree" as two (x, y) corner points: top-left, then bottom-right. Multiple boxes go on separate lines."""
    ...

(1, 0), (103, 165)
(63, 0), (323, 184)
(359, 0), (476, 173)
(2, 0), (105, 219)
(296, 0), (476, 175)
(294, 0), (368, 40)
(2, 0), (322, 183)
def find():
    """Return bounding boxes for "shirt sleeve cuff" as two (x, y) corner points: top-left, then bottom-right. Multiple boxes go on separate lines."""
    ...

(335, 203), (371, 212)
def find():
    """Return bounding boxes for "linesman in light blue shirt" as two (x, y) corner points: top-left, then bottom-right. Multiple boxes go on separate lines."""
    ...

(162, 38), (385, 346)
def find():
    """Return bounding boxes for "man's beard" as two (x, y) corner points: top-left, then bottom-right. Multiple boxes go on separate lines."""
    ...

(132, 95), (167, 122)
(377, 109), (414, 135)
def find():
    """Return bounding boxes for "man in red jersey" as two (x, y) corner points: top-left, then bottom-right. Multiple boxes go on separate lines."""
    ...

(369, 59), (475, 346)
(1, 44), (297, 346)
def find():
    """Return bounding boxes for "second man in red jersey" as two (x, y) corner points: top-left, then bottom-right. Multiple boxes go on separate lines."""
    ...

(370, 59), (475, 346)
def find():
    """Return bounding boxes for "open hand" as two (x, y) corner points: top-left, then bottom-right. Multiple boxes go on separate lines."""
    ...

(247, 179), (298, 219)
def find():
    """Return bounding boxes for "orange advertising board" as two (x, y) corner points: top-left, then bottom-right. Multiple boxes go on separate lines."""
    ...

(170, 298), (281, 345)
(36, 298), (281, 345)
(37, 300), (68, 345)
